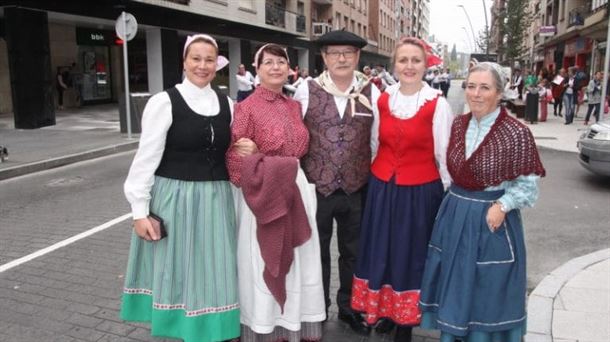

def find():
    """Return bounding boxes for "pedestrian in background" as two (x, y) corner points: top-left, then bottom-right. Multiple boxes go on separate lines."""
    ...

(370, 68), (385, 91)
(574, 65), (589, 118)
(551, 68), (567, 117)
(121, 34), (239, 342)
(431, 69), (441, 90)
(510, 68), (523, 100)
(294, 30), (381, 337)
(236, 63), (255, 102)
(524, 69), (539, 124)
(564, 67), (577, 124)
(419, 62), (546, 342)
(439, 68), (449, 97)
(585, 71), (603, 125)
(376, 63), (397, 86)
(56, 66), (70, 110)
(226, 43), (325, 341)
(363, 65), (373, 79)
(351, 36), (453, 342)
(424, 69), (434, 86)
(538, 78), (550, 122)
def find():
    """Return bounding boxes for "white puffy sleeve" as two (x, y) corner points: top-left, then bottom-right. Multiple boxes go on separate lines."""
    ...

(433, 96), (455, 189)
(123, 92), (173, 219)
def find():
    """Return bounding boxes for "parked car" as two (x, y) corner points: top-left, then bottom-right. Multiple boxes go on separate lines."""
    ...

(577, 119), (610, 176)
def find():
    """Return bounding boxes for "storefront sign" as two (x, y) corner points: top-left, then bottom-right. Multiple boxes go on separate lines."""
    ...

(539, 26), (556, 37)
(76, 27), (115, 46)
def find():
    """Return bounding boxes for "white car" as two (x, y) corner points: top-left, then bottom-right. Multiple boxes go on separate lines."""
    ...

(577, 119), (610, 176)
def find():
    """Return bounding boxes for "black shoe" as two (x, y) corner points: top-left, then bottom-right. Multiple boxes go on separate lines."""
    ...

(558, 113), (563, 117)
(338, 311), (371, 336)
(394, 326), (412, 342)
(375, 318), (395, 333)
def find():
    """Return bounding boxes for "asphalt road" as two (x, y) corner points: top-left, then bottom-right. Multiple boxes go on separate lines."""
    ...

(1, 139), (608, 342)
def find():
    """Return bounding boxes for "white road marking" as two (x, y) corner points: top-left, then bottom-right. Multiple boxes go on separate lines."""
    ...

(0, 213), (132, 273)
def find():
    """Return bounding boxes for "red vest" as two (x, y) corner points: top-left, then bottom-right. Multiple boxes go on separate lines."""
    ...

(371, 91), (440, 185)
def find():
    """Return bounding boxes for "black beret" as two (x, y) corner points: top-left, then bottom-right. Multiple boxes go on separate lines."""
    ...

(315, 30), (367, 49)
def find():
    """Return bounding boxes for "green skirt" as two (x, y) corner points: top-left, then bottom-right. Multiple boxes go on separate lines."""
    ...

(120, 176), (240, 342)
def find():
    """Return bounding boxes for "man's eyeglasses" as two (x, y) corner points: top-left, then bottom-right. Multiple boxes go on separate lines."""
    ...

(325, 49), (357, 60)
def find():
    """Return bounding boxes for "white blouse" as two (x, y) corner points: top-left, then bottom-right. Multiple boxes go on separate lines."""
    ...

(384, 82), (455, 189)
(123, 78), (234, 219)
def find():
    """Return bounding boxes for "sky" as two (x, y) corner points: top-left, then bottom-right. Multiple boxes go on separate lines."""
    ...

(428, 0), (494, 54)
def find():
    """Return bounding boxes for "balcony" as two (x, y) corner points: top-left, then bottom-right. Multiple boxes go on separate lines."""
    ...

(312, 22), (332, 36)
(567, 5), (590, 28)
(312, 0), (332, 4)
(265, 3), (306, 34)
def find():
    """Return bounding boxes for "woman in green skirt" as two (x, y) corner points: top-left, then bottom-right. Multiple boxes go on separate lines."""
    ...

(121, 34), (239, 342)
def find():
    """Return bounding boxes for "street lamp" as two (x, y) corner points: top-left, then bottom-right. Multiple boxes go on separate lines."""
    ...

(458, 4), (477, 53)
(462, 27), (474, 52)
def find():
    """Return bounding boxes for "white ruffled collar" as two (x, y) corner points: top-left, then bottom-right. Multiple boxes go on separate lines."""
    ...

(386, 81), (442, 115)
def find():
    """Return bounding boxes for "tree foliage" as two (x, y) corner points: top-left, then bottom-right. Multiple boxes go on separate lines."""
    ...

(503, 0), (531, 65)
(476, 28), (490, 57)
(451, 44), (457, 61)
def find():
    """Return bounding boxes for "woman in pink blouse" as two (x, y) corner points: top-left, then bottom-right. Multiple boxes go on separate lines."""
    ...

(226, 44), (326, 341)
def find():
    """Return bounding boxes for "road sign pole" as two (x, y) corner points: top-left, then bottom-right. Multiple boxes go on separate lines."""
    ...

(122, 11), (132, 139)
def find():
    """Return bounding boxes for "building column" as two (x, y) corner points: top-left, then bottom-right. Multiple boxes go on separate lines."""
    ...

(228, 39), (242, 100)
(5, 7), (54, 129)
(161, 29), (181, 90)
(298, 48), (310, 71)
(146, 28), (163, 94)
(145, 28), (182, 93)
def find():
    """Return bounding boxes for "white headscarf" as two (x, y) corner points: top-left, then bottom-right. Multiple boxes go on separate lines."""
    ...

(183, 34), (229, 71)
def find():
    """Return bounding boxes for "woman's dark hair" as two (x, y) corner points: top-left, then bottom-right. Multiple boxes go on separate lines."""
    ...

(256, 44), (289, 68)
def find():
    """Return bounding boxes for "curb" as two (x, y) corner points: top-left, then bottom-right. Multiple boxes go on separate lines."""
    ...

(0, 141), (139, 181)
(525, 248), (610, 342)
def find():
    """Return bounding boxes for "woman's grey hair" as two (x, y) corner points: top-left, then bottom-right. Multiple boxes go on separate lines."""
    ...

(467, 62), (507, 93)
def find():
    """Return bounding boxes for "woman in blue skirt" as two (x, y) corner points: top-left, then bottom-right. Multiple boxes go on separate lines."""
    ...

(121, 34), (239, 342)
(418, 62), (546, 342)
(351, 37), (454, 342)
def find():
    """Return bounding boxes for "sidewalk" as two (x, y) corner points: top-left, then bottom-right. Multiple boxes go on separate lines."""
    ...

(0, 104), (138, 180)
(0, 102), (608, 341)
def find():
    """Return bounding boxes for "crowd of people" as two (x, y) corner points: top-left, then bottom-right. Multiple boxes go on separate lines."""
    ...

(119, 29), (554, 342)
(508, 64), (608, 125)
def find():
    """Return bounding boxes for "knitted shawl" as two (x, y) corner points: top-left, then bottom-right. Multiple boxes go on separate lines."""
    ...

(447, 108), (546, 190)
(240, 153), (311, 312)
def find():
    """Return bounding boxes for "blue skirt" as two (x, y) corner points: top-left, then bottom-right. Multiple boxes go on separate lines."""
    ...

(419, 185), (527, 340)
(352, 175), (444, 325)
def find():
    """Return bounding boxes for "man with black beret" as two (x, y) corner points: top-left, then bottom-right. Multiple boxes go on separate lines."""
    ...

(294, 29), (380, 336)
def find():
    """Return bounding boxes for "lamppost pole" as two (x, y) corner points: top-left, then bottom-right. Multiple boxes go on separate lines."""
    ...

(462, 27), (474, 52)
(458, 5), (477, 53)
(482, 0), (489, 60)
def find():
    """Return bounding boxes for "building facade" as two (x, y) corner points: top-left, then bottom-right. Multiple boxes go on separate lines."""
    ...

(490, 0), (608, 76)
(0, 0), (414, 128)
(536, 0), (608, 76)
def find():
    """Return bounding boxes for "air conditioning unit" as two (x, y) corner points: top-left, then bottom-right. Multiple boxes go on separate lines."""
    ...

(313, 23), (332, 36)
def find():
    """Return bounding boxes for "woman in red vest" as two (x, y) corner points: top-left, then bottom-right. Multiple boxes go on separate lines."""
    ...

(350, 37), (454, 342)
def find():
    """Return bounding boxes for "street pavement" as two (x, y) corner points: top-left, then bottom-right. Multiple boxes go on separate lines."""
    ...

(0, 82), (608, 342)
